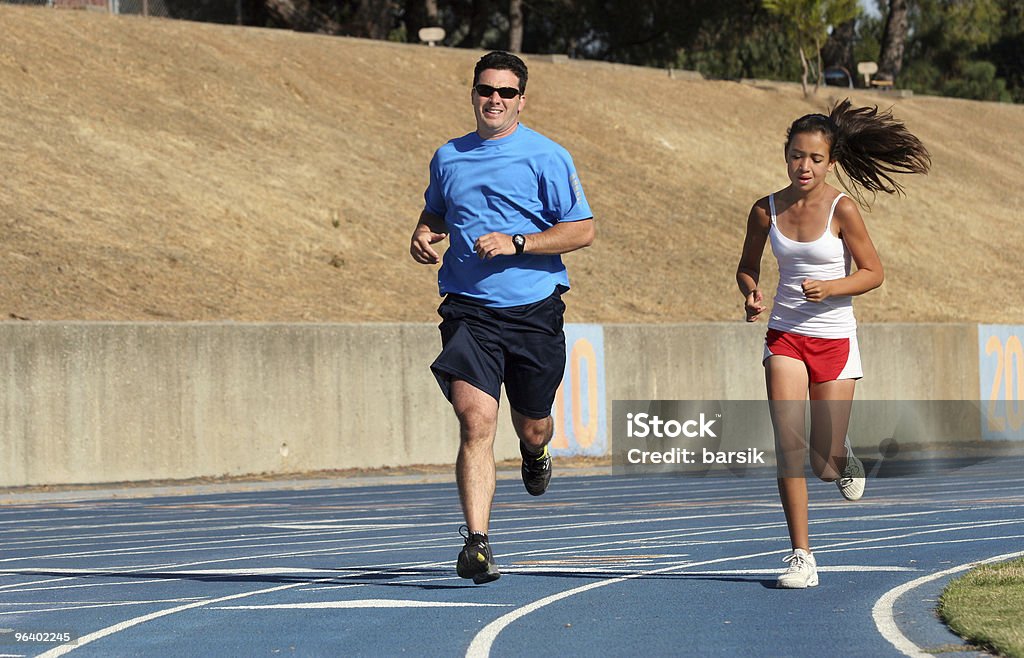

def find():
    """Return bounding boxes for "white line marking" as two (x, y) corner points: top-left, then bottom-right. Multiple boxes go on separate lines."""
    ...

(262, 524), (418, 531)
(649, 566), (919, 574)
(0, 599), (206, 615)
(468, 529), (1024, 657)
(7, 466), (1021, 657)
(213, 600), (512, 610)
(34, 581), (313, 657)
(294, 584), (366, 592)
(465, 549), (784, 658)
(0, 599), (203, 606)
(0, 580), (171, 593)
(30, 559), (466, 656)
(107, 567), (346, 576)
(871, 549), (1024, 657)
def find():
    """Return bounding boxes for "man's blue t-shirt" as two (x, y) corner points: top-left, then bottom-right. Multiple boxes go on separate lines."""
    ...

(423, 124), (593, 307)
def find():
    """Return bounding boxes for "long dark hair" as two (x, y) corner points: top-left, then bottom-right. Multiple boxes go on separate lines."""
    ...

(786, 99), (931, 204)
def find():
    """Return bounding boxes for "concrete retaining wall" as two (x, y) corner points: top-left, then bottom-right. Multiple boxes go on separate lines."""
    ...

(603, 323), (983, 454)
(0, 322), (985, 487)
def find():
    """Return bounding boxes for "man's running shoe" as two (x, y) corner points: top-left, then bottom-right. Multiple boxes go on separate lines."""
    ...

(520, 442), (552, 496)
(837, 436), (865, 501)
(776, 548), (818, 589)
(456, 526), (500, 584)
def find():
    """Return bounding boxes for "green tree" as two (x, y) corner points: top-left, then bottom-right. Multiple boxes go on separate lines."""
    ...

(853, 11), (883, 70)
(677, 1), (799, 81)
(900, 0), (1010, 101)
(762, 0), (861, 95)
(983, 0), (1024, 102)
(942, 61), (1011, 102)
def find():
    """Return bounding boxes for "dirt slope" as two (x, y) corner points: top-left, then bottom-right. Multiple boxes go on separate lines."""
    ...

(2, 5), (1022, 324)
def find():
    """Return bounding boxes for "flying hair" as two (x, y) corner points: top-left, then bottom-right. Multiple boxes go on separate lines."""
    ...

(786, 99), (931, 207)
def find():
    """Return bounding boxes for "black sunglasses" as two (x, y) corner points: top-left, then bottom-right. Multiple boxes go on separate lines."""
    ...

(474, 84), (521, 99)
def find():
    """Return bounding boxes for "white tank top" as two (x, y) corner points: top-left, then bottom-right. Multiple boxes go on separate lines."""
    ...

(767, 192), (857, 339)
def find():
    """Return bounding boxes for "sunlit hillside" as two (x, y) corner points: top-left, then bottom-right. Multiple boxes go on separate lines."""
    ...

(2, 5), (1022, 323)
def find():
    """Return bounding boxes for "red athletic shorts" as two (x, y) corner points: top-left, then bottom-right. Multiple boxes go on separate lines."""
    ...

(762, 329), (862, 382)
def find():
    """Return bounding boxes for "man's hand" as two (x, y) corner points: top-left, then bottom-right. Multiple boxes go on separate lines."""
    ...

(474, 232), (515, 260)
(410, 225), (447, 264)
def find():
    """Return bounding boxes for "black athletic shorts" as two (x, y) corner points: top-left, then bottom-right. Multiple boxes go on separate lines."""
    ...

(430, 291), (566, 420)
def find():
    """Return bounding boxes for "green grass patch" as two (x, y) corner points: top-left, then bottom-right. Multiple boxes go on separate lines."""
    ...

(938, 558), (1024, 658)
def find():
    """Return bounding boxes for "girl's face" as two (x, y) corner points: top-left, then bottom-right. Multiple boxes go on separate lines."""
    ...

(786, 130), (835, 192)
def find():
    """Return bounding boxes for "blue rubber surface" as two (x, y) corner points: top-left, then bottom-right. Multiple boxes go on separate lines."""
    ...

(1, 456), (1022, 657)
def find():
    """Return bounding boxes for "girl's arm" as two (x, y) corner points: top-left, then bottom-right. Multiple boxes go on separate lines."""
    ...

(737, 200), (771, 322)
(801, 196), (884, 301)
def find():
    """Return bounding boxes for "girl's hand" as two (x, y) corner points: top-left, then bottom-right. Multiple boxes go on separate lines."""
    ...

(744, 289), (766, 322)
(801, 279), (832, 302)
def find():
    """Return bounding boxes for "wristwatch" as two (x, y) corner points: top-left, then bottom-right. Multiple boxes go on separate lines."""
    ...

(512, 234), (526, 256)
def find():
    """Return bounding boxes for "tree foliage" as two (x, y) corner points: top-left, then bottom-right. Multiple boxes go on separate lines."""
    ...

(897, 0), (1016, 102)
(676, 1), (800, 81)
(218, 0), (1023, 103)
(985, 0), (1024, 102)
(762, 0), (860, 96)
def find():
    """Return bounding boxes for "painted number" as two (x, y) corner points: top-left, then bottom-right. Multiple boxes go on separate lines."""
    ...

(551, 337), (600, 451)
(986, 334), (1024, 432)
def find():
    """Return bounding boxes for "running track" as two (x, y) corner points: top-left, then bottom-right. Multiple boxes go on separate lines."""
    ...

(1, 456), (1022, 657)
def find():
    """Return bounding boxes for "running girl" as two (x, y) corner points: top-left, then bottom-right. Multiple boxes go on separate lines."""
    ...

(736, 99), (930, 588)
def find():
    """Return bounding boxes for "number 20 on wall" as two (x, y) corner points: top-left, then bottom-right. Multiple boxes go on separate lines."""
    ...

(981, 325), (1024, 437)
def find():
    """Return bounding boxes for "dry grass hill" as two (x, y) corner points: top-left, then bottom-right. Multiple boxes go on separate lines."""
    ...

(2, 4), (1023, 324)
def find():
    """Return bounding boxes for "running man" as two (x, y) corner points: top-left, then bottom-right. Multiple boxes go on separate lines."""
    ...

(410, 51), (595, 584)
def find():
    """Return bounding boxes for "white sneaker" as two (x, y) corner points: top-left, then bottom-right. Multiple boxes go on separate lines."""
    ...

(777, 548), (818, 589)
(837, 436), (865, 501)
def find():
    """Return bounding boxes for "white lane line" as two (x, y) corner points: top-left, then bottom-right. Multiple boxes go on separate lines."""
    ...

(260, 524), (423, 531)
(294, 584), (367, 592)
(821, 533), (1024, 554)
(2, 509), (980, 581)
(0, 599), (205, 615)
(0, 580), (172, 593)
(468, 527), (1024, 657)
(30, 558), (458, 657)
(627, 566), (918, 575)
(7, 501), (1014, 567)
(0, 567), (348, 578)
(0, 577), (78, 592)
(465, 549), (784, 658)
(213, 600), (512, 610)
(872, 549), (1024, 657)
(0, 599), (203, 605)
(35, 581), (317, 657)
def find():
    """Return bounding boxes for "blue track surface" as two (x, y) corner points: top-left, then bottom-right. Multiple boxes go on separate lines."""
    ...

(1, 456), (1022, 657)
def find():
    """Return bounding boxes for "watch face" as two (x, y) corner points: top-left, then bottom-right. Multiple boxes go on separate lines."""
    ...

(513, 234), (525, 252)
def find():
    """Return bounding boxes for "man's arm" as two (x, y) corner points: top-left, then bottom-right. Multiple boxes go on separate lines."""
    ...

(473, 218), (595, 260)
(410, 210), (448, 265)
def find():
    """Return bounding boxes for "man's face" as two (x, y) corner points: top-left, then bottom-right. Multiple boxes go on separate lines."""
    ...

(472, 68), (525, 140)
